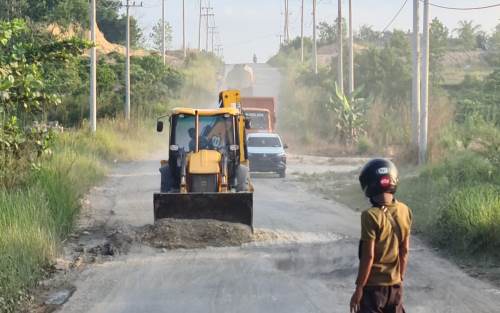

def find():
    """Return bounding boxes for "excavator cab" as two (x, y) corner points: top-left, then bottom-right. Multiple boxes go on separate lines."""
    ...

(154, 91), (253, 229)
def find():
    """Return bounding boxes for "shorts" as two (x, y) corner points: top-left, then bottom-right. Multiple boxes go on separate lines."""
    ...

(360, 284), (405, 313)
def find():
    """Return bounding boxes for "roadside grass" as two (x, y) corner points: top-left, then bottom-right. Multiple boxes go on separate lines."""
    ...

(398, 152), (500, 257)
(0, 119), (164, 313)
(296, 151), (500, 284)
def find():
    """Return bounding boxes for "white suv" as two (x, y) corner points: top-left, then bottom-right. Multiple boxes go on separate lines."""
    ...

(246, 133), (287, 178)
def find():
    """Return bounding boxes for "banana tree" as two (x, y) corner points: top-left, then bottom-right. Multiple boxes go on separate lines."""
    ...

(326, 84), (371, 145)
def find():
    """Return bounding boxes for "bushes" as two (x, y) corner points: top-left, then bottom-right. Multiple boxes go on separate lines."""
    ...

(0, 151), (101, 312)
(398, 150), (500, 260)
(0, 189), (57, 311)
(434, 185), (500, 256)
(0, 119), (163, 313)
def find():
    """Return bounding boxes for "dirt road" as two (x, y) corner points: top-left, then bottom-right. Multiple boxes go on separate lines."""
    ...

(55, 152), (500, 313)
(56, 64), (499, 312)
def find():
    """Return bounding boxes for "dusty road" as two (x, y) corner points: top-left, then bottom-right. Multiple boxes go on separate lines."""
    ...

(57, 64), (499, 312)
(57, 154), (500, 313)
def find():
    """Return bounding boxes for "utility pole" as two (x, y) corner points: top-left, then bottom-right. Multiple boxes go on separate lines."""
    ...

(209, 26), (217, 53)
(182, 0), (186, 58)
(284, 0), (289, 44)
(215, 44), (223, 58)
(337, 0), (344, 94)
(125, 0), (130, 120)
(348, 0), (354, 97)
(312, 0), (317, 74)
(412, 0), (421, 154)
(123, 0), (142, 120)
(198, 0), (202, 50)
(162, 0), (165, 64)
(283, 0), (286, 44)
(420, 0), (430, 164)
(202, 3), (213, 52)
(301, 0), (304, 63)
(89, 0), (97, 132)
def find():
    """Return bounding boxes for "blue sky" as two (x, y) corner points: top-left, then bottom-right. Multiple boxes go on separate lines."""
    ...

(132, 0), (500, 63)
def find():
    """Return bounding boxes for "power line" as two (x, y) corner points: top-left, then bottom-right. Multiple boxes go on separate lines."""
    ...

(382, 0), (409, 32)
(424, 1), (500, 11)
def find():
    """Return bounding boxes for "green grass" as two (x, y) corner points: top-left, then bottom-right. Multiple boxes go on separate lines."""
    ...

(435, 185), (500, 256)
(0, 119), (165, 313)
(398, 152), (500, 259)
(296, 151), (500, 264)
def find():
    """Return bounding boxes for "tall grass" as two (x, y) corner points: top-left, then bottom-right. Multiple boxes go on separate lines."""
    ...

(398, 151), (500, 260)
(0, 189), (56, 311)
(0, 119), (164, 313)
(435, 185), (500, 256)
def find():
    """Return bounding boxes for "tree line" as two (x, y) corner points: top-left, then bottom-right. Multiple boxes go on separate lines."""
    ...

(270, 17), (499, 155)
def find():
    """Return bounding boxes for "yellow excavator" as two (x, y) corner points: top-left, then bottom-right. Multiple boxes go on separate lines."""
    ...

(154, 90), (254, 229)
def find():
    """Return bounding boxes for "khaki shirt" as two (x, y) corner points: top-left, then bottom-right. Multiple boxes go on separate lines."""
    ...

(361, 200), (413, 286)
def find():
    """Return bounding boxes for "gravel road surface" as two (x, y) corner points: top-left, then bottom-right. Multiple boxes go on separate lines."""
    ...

(58, 64), (500, 313)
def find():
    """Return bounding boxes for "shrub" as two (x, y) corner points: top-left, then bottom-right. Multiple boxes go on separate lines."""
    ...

(0, 119), (163, 313)
(433, 185), (500, 257)
(357, 136), (373, 154)
(421, 151), (496, 186)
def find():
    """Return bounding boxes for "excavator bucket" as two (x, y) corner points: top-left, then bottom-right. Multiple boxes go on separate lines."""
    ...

(153, 192), (253, 230)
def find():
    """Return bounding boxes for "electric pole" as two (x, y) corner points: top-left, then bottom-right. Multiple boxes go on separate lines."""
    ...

(301, 0), (304, 62)
(90, 0), (97, 132)
(123, 0), (142, 120)
(182, 0), (186, 58)
(348, 0), (354, 97)
(198, 0), (202, 50)
(412, 0), (421, 153)
(313, 0), (317, 74)
(215, 44), (223, 58)
(420, 0), (430, 164)
(283, 0), (289, 44)
(162, 0), (165, 64)
(209, 26), (217, 53)
(337, 0), (344, 94)
(125, 0), (130, 120)
(202, 3), (213, 52)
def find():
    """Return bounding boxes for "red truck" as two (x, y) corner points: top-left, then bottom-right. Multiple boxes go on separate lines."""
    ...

(240, 97), (276, 133)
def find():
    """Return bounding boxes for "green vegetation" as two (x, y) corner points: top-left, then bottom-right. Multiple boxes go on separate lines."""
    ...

(0, 120), (163, 312)
(0, 0), (144, 47)
(271, 18), (500, 152)
(149, 20), (173, 52)
(282, 18), (500, 270)
(0, 11), (220, 311)
(398, 113), (500, 259)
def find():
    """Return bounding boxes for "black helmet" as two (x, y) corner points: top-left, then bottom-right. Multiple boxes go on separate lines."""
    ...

(359, 159), (399, 198)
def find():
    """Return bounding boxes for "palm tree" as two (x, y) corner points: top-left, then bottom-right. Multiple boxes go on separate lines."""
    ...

(454, 20), (481, 50)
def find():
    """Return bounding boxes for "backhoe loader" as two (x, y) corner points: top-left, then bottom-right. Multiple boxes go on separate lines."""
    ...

(154, 90), (254, 229)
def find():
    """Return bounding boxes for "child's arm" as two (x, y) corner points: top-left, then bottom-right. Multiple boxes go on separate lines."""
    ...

(356, 240), (375, 287)
(351, 240), (375, 313)
(399, 236), (410, 281)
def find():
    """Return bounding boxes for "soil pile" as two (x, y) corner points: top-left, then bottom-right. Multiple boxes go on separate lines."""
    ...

(140, 219), (253, 249)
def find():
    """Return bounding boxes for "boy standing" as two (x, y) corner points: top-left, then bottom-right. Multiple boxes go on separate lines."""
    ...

(350, 159), (412, 313)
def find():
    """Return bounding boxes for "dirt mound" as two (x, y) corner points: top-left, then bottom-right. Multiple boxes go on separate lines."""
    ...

(139, 219), (253, 249)
(47, 23), (150, 57)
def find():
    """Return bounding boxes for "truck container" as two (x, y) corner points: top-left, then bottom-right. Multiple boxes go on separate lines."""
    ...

(241, 97), (276, 132)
